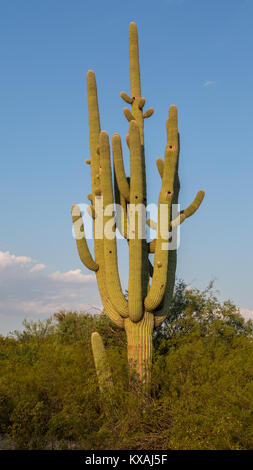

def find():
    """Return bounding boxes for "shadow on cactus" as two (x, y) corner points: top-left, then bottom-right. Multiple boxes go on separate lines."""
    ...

(72, 22), (205, 392)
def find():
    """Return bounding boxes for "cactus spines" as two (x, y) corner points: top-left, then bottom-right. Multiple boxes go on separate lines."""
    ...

(72, 22), (205, 386)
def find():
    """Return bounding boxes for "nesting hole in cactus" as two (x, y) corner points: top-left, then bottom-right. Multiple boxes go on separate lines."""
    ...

(109, 250), (112, 254)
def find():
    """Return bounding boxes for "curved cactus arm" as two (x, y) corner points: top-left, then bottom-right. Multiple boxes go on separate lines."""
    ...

(100, 131), (129, 318)
(171, 190), (205, 227)
(91, 332), (114, 395)
(126, 134), (130, 149)
(147, 218), (157, 231)
(156, 158), (164, 179)
(144, 106), (179, 312)
(123, 108), (135, 122)
(112, 134), (130, 201)
(72, 204), (99, 272)
(148, 190), (204, 254)
(120, 91), (134, 104)
(128, 120), (145, 322)
(143, 108), (154, 119)
(138, 97), (146, 109)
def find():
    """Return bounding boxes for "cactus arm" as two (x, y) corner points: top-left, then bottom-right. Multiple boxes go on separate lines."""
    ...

(147, 190), (204, 255)
(129, 22), (148, 147)
(156, 158), (164, 179)
(123, 108), (135, 122)
(171, 190), (205, 227)
(128, 120), (145, 322)
(143, 108), (154, 119)
(99, 131), (129, 318)
(120, 91), (134, 104)
(153, 113), (181, 326)
(86, 71), (124, 329)
(154, 194), (204, 327)
(147, 218), (157, 231)
(87, 71), (101, 193)
(112, 134), (130, 201)
(129, 22), (141, 98)
(125, 134), (130, 149)
(91, 332), (114, 395)
(148, 239), (156, 253)
(144, 106), (179, 312)
(71, 204), (99, 272)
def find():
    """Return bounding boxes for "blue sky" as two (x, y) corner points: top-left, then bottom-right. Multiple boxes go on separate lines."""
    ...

(1, 0), (253, 334)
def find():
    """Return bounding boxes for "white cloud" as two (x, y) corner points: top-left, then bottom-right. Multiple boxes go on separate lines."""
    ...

(0, 251), (32, 269)
(49, 269), (95, 283)
(30, 263), (46, 273)
(203, 81), (215, 87)
(0, 251), (99, 335)
(240, 308), (253, 321)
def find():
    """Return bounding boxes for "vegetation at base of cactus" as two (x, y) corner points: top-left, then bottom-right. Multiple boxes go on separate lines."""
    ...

(72, 22), (205, 386)
(0, 283), (252, 449)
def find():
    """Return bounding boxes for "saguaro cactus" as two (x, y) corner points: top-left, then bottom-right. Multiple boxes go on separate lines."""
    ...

(72, 22), (204, 385)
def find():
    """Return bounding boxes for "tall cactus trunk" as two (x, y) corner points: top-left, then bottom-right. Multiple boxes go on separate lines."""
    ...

(125, 312), (154, 385)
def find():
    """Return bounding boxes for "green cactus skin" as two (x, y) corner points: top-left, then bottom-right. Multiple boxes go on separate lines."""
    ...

(72, 204), (98, 272)
(99, 131), (129, 318)
(72, 22), (205, 385)
(125, 311), (154, 384)
(128, 120), (145, 322)
(144, 106), (179, 312)
(112, 134), (130, 202)
(91, 332), (114, 395)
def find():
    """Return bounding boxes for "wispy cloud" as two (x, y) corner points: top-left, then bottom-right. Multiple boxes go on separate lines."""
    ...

(0, 251), (32, 269)
(203, 80), (215, 87)
(240, 308), (253, 321)
(0, 251), (99, 335)
(30, 263), (46, 273)
(49, 269), (95, 283)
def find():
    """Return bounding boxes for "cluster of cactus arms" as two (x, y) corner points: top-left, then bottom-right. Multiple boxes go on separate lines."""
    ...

(72, 22), (205, 387)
